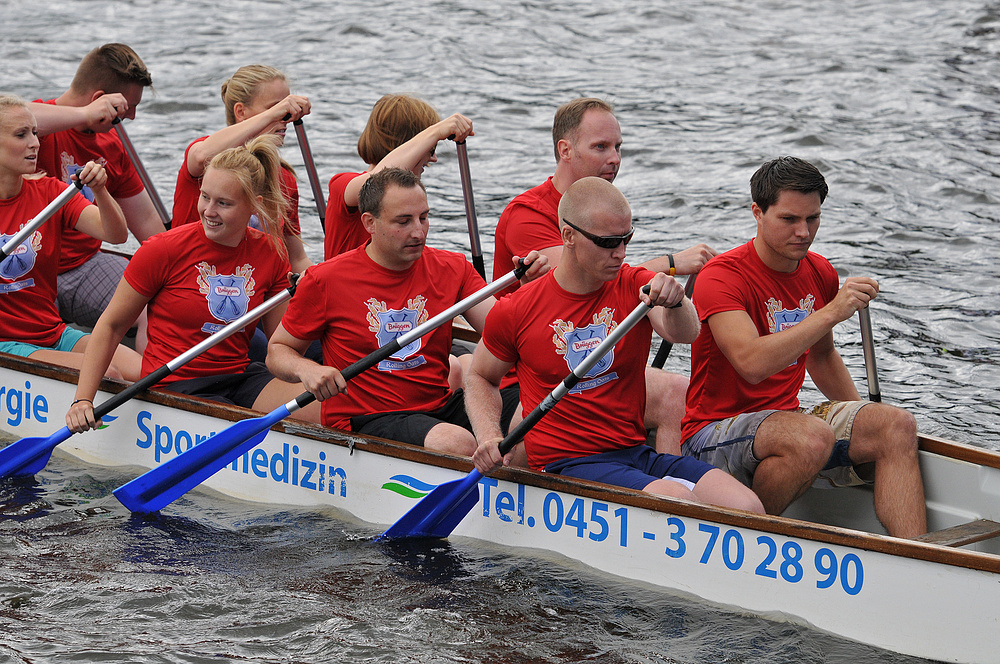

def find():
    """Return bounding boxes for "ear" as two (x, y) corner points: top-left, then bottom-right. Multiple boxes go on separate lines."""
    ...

(90, 90), (107, 103)
(233, 101), (248, 123)
(751, 202), (763, 223)
(560, 221), (575, 247)
(361, 211), (377, 235)
(556, 137), (573, 163)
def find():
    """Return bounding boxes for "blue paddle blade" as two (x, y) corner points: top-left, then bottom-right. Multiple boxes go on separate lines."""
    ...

(379, 470), (484, 540)
(113, 407), (289, 513)
(0, 427), (74, 479)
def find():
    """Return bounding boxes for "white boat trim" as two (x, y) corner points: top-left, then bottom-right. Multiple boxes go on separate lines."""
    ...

(1, 352), (998, 663)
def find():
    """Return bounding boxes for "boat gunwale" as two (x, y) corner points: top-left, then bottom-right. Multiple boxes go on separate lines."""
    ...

(3, 351), (1000, 575)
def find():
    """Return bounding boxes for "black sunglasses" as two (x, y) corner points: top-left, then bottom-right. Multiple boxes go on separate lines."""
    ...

(562, 218), (634, 249)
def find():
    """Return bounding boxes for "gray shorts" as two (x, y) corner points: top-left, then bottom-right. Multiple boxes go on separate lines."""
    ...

(57, 252), (128, 328)
(681, 401), (873, 489)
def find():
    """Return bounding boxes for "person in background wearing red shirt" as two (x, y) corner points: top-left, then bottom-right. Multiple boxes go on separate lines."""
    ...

(466, 176), (763, 513)
(493, 97), (715, 456)
(0, 95), (137, 379)
(66, 136), (320, 433)
(267, 168), (547, 455)
(29, 43), (165, 343)
(172, 64), (311, 275)
(679, 156), (925, 537)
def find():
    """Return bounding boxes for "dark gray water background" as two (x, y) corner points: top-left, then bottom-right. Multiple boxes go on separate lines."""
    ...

(3, 0), (997, 660)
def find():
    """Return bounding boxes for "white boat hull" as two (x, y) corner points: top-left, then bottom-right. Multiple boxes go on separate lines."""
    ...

(2, 354), (998, 663)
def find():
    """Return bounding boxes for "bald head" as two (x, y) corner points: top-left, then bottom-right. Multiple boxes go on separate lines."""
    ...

(558, 176), (631, 235)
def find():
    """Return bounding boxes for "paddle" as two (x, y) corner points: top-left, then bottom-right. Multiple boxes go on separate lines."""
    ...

(1, 179), (83, 261)
(650, 272), (697, 369)
(379, 287), (655, 541)
(292, 119), (327, 222)
(858, 306), (882, 403)
(112, 118), (171, 228)
(113, 262), (531, 513)
(0, 277), (299, 480)
(454, 140), (486, 281)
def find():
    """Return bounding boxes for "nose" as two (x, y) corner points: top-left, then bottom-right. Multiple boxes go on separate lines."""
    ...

(611, 240), (627, 258)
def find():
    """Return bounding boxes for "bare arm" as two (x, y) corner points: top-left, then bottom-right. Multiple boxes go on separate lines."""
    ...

(708, 277), (878, 385)
(805, 330), (862, 401)
(72, 162), (128, 244)
(185, 95), (310, 179)
(266, 323), (346, 401)
(116, 190), (167, 241)
(466, 343), (516, 474)
(639, 243), (717, 276)
(342, 113), (475, 207)
(31, 94), (129, 136)
(283, 234), (313, 274)
(643, 272), (700, 343)
(66, 281), (149, 432)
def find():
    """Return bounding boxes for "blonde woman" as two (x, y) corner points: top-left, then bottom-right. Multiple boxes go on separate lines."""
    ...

(67, 136), (320, 433)
(0, 95), (137, 379)
(172, 64), (311, 273)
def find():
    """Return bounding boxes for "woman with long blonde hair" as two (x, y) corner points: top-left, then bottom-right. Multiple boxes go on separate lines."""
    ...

(68, 136), (320, 433)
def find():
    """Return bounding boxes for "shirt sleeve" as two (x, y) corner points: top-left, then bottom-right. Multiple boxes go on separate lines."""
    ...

(280, 265), (329, 342)
(481, 295), (519, 364)
(123, 233), (171, 298)
(503, 203), (562, 258)
(692, 259), (750, 323)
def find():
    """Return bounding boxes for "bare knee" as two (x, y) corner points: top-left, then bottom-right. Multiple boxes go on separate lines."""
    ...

(643, 368), (687, 426)
(424, 423), (477, 456)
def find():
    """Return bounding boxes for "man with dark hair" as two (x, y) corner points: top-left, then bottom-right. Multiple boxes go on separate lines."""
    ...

(492, 97), (714, 455)
(29, 43), (164, 332)
(267, 168), (547, 454)
(680, 156), (926, 538)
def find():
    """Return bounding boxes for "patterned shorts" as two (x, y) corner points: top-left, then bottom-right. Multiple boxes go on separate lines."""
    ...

(57, 252), (128, 328)
(681, 401), (873, 489)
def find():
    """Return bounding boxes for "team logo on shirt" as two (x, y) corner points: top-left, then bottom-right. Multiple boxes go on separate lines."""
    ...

(65, 162), (99, 203)
(197, 262), (256, 333)
(766, 295), (816, 366)
(366, 295), (429, 371)
(0, 229), (42, 289)
(551, 307), (619, 393)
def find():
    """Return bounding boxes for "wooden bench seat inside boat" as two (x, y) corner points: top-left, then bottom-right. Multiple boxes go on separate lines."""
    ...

(915, 519), (1000, 548)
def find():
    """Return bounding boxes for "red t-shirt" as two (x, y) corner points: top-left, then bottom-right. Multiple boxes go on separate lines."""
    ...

(124, 222), (290, 384)
(281, 245), (485, 430)
(680, 239), (840, 441)
(322, 171), (368, 260)
(34, 99), (145, 274)
(172, 136), (300, 235)
(0, 177), (91, 345)
(482, 265), (655, 470)
(493, 177), (562, 295)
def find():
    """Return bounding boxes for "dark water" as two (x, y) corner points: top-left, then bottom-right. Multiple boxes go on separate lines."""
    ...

(2, 0), (995, 660)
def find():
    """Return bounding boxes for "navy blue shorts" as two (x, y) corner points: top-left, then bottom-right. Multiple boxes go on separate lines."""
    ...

(545, 445), (714, 492)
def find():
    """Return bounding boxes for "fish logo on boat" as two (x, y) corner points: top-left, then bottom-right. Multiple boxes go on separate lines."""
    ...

(551, 308), (620, 392)
(381, 474), (437, 499)
(0, 229), (42, 283)
(197, 262), (256, 324)
(367, 296), (429, 370)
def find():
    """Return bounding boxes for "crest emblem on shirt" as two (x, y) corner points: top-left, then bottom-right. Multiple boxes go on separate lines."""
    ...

(765, 295), (816, 334)
(551, 308), (619, 392)
(197, 262), (256, 323)
(367, 295), (428, 362)
(65, 163), (96, 203)
(0, 229), (43, 282)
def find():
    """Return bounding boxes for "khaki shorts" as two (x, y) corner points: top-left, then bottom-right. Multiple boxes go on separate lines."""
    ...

(681, 401), (873, 489)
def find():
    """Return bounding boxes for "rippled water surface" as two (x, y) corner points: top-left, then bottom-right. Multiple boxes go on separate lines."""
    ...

(3, 0), (998, 661)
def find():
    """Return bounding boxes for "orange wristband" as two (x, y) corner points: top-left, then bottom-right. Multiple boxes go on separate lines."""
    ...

(668, 254), (676, 277)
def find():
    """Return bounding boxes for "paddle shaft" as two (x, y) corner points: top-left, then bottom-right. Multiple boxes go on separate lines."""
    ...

(859, 306), (882, 403)
(379, 289), (654, 540)
(292, 119), (327, 221)
(278, 263), (527, 418)
(1, 180), (83, 259)
(455, 141), (486, 280)
(112, 119), (171, 228)
(650, 272), (697, 369)
(114, 263), (529, 512)
(94, 279), (299, 419)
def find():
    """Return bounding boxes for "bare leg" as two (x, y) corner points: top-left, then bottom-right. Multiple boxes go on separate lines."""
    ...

(643, 367), (688, 455)
(846, 404), (926, 538)
(642, 477), (701, 501)
(447, 354), (472, 391)
(424, 422), (477, 455)
(750, 411), (833, 515)
(692, 468), (766, 514)
(252, 378), (322, 423)
(29, 348), (125, 380)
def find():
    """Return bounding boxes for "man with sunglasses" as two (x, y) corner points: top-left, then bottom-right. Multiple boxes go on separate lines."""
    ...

(491, 97), (711, 455)
(465, 177), (764, 513)
(679, 157), (925, 537)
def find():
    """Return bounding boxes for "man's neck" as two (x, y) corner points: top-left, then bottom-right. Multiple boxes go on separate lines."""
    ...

(552, 261), (604, 295)
(550, 163), (580, 194)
